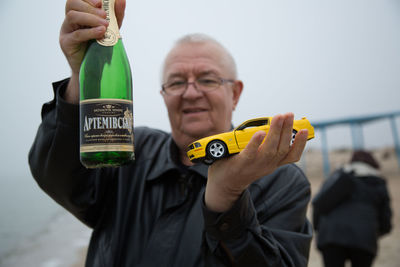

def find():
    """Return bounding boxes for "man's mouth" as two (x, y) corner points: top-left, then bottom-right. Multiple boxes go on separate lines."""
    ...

(182, 108), (208, 114)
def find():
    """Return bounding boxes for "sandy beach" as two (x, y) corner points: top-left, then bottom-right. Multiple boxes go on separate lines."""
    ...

(305, 147), (400, 267)
(2, 147), (399, 267)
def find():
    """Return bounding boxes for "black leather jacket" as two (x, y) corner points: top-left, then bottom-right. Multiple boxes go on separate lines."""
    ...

(312, 163), (392, 255)
(29, 79), (312, 267)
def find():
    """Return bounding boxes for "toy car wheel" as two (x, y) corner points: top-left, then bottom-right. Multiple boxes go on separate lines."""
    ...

(206, 140), (227, 160)
(291, 130), (297, 145)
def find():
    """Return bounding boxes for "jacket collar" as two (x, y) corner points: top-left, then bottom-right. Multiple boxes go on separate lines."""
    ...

(145, 135), (209, 182)
(343, 162), (381, 177)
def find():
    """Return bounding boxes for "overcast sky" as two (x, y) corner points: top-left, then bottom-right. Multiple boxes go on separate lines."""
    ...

(1, 0), (400, 178)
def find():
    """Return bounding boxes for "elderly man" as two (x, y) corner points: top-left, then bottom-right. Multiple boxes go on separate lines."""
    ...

(29, 0), (312, 266)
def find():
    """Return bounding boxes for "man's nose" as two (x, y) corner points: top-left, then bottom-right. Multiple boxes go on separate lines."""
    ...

(183, 82), (203, 98)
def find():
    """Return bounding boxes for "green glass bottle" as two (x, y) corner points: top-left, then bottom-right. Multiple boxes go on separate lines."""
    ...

(79, 0), (134, 168)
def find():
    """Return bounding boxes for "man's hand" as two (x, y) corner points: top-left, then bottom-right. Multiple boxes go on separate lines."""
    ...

(60, 0), (126, 103)
(205, 113), (309, 212)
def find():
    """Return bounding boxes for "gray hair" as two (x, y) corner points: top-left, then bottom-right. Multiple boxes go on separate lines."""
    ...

(162, 33), (238, 80)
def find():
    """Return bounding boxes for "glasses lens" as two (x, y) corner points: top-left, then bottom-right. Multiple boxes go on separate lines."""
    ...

(164, 81), (186, 95)
(163, 76), (228, 95)
(196, 77), (221, 92)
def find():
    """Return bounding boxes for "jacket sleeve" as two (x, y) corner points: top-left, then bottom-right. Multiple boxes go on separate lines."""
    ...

(202, 165), (312, 267)
(377, 180), (392, 236)
(312, 169), (354, 216)
(28, 79), (114, 228)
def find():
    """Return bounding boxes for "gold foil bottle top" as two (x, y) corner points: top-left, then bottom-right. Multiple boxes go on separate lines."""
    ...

(97, 0), (120, 46)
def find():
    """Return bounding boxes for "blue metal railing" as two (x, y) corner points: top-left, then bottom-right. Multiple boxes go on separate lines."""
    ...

(311, 111), (400, 178)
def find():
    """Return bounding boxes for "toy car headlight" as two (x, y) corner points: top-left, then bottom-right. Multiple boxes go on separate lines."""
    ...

(194, 142), (202, 148)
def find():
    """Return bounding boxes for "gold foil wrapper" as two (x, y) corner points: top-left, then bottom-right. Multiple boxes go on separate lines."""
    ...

(97, 0), (120, 46)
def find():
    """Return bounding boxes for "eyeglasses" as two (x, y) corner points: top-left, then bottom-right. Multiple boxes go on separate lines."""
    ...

(161, 76), (235, 96)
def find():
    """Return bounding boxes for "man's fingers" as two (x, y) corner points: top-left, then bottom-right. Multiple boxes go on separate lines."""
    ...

(115, 0), (126, 28)
(65, 0), (126, 29)
(260, 115), (284, 153)
(280, 129), (308, 165)
(66, 0), (106, 17)
(62, 10), (108, 33)
(276, 113), (294, 153)
(86, 0), (102, 7)
(240, 131), (266, 161)
(70, 25), (107, 43)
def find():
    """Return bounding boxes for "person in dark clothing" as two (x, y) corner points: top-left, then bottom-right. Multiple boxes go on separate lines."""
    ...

(312, 150), (392, 267)
(29, 0), (313, 266)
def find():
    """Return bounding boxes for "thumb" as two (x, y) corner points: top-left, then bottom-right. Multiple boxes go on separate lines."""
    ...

(115, 0), (126, 28)
(240, 131), (266, 161)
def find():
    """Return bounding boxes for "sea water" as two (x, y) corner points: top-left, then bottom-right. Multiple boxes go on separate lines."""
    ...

(0, 173), (91, 266)
(0, 174), (59, 257)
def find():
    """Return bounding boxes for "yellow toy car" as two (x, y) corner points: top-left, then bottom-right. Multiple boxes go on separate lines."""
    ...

(187, 117), (314, 164)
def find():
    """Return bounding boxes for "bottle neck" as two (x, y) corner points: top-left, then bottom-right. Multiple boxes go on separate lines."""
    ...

(97, 0), (120, 47)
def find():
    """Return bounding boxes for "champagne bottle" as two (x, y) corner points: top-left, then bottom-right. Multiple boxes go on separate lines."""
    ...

(79, 0), (134, 168)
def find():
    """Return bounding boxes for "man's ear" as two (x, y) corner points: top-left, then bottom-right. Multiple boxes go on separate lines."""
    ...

(232, 80), (243, 110)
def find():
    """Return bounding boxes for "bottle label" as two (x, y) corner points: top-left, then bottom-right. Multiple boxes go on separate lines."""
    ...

(97, 0), (120, 46)
(80, 99), (134, 153)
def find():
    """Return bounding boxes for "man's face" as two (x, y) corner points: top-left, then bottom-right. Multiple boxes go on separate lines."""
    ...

(162, 42), (242, 143)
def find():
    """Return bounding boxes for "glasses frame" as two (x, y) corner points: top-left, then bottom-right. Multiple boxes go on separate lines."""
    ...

(161, 77), (235, 96)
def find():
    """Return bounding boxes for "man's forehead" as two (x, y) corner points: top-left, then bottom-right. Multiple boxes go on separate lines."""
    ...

(163, 42), (229, 78)
(171, 41), (222, 55)
(165, 68), (221, 80)
(166, 43), (223, 63)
